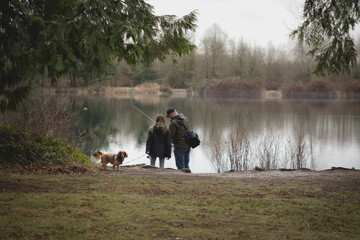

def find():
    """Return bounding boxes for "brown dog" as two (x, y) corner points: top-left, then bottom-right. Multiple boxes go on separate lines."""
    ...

(93, 151), (128, 171)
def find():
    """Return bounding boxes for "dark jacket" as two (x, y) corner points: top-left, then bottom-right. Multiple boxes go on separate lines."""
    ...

(169, 113), (191, 149)
(145, 124), (171, 158)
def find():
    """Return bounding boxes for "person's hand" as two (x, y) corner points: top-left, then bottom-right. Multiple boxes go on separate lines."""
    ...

(146, 151), (149, 154)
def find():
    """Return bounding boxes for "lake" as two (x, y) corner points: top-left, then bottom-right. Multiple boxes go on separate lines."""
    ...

(67, 94), (360, 173)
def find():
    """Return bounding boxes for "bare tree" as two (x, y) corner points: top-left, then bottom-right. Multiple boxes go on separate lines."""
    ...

(255, 129), (281, 170)
(201, 23), (229, 79)
(225, 126), (251, 171)
(209, 137), (226, 173)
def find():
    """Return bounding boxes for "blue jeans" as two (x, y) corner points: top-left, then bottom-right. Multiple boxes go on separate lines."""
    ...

(174, 147), (191, 169)
(150, 156), (165, 168)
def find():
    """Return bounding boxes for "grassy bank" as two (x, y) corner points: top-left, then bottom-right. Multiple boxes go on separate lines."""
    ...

(1, 168), (359, 239)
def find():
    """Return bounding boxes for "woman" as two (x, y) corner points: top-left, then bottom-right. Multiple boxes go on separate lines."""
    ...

(145, 114), (171, 168)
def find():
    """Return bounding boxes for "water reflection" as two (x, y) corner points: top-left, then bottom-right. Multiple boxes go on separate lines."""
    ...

(70, 95), (360, 173)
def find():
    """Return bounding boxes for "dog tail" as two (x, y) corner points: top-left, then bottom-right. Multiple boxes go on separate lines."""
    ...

(93, 151), (103, 160)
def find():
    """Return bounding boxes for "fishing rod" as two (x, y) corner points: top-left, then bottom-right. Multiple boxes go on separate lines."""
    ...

(130, 98), (154, 123)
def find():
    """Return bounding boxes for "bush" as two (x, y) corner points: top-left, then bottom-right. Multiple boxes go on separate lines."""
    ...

(203, 78), (264, 98)
(282, 79), (336, 99)
(159, 84), (173, 95)
(340, 80), (360, 98)
(282, 82), (306, 98)
(306, 79), (336, 98)
(0, 97), (85, 147)
(265, 81), (282, 90)
(0, 125), (91, 166)
(245, 78), (264, 91)
(132, 82), (162, 95)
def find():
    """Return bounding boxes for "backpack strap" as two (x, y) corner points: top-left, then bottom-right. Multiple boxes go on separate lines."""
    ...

(179, 120), (189, 132)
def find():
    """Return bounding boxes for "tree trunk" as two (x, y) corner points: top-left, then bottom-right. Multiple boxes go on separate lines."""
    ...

(41, 74), (46, 87)
(51, 79), (57, 87)
(70, 73), (76, 87)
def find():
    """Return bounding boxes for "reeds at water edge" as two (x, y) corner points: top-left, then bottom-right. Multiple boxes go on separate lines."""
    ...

(209, 126), (313, 173)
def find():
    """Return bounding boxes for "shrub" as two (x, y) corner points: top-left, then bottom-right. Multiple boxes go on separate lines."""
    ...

(0, 97), (85, 147)
(203, 78), (263, 98)
(282, 82), (306, 98)
(265, 80), (282, 90)
(340, 80), (360, 98)
(0, 125), (91, 166)
(282, 79), (336, 99)
(245, 78), (264, 92)
(159, 84), (173, 95)
(132, 82), (161, 95)
(306, 79), (336, 98)
(209, 126), (252, 172)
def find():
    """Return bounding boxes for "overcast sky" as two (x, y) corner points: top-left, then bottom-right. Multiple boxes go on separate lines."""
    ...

(148, 0), (303, 48)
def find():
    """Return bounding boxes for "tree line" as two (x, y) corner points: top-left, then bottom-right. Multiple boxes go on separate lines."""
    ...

(39, 23), (360, 92)
(2, 0), (360, 113)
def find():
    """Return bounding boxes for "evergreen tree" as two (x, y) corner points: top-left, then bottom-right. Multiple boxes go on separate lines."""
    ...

(291, 0), (360, 76)
(0, 0), (197, 112)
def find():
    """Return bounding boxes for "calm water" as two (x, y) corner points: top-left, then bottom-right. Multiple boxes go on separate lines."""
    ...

(68, 95), (360, 173)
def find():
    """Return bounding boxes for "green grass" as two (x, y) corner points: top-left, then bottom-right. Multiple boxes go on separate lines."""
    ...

(0, 172), (359, 239)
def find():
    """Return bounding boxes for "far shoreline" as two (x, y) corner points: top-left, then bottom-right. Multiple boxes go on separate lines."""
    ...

(32, 86), (357, 101)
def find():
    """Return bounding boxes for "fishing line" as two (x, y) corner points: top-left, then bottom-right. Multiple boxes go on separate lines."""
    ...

(128, 99), (154, 165)
(124, 153), (148, 164)
(130, 98), (154, 123)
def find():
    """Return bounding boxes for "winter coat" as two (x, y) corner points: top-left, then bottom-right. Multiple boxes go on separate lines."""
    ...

(169, 113), (191, 149)
(145, 124), (171, 158)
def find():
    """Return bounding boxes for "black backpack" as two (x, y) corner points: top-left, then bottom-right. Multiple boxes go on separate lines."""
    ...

(185, 131), (201, 148)
(181, 121), (200, 149)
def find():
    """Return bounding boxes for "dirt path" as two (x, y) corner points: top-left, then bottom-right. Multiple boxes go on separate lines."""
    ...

(102, 164), (360, 182)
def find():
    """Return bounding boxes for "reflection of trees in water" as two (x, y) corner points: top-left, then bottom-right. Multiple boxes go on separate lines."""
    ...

(306, 101), (360, 145)
(75, 96), (121, 154)
(38, 95), (359, 168)
(79, 96), (174, 152)
(79, 96), (181, 152)
(197, 100), (360, 146)
(201, 100), (359, 172)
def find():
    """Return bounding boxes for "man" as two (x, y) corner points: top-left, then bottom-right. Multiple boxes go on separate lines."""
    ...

(167, 107), (191, 173)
